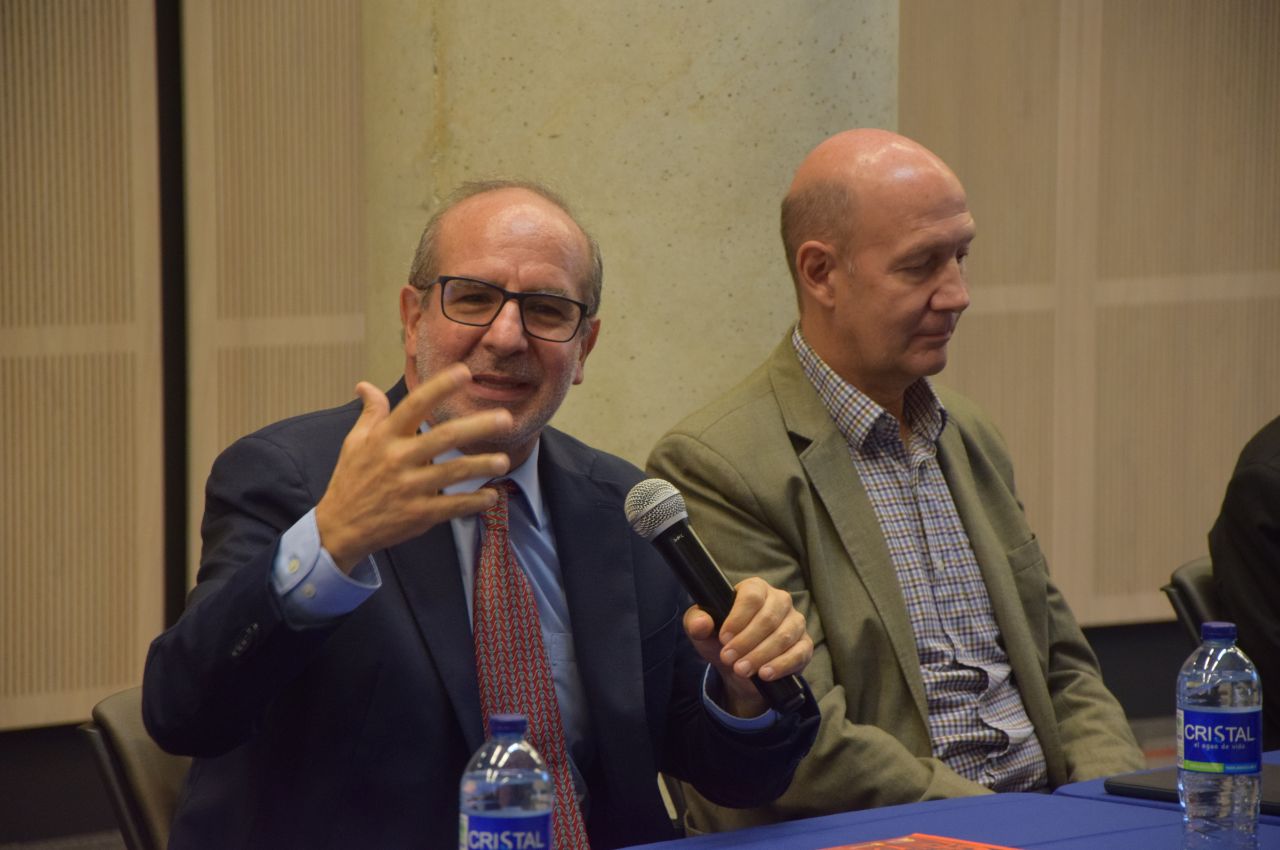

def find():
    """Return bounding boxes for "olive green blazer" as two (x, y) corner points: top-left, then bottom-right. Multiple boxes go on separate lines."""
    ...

(647, 336), (1144, 833)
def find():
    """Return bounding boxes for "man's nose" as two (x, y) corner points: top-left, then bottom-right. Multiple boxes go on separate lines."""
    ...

(481, 299), (530, 352)
(934, 261), (970, 313)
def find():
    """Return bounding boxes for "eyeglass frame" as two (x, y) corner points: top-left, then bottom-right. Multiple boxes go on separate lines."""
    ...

(422, 275), (592, 343)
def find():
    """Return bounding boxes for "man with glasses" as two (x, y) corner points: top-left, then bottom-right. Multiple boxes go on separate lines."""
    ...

(143, 180), (818, 850)
(648, 130), (1144, 831)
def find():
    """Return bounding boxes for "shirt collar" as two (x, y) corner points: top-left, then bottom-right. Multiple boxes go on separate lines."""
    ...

(502, 439), (546, 530)
(791, 324), (948, 451)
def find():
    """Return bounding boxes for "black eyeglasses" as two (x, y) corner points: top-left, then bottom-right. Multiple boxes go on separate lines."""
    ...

(428, 276), (589, 343)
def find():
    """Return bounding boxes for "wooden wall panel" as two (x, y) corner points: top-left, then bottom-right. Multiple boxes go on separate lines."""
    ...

(1094, 299), (1280, 613)
(217, 343), (365, 448)
(1097, 1), (1280, 279)
(902, 0), (1280, 624)
(944, 312), (1056, 560)
(0, 0), (163, 728)
(184, 0), (367, 576)
(899, 0), (1060, 291)
(209, 0), (365, 319)
(1, 355), (137, 695)
(1, 1), (133, 328)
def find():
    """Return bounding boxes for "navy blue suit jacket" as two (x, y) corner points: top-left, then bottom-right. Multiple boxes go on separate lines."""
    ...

(143, 380), (817, 849)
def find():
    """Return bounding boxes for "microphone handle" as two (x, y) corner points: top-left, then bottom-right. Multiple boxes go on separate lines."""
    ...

(653, 524), (807, 714)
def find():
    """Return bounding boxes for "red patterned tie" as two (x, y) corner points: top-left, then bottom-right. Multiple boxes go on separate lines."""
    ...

(473, 481), (590, 850)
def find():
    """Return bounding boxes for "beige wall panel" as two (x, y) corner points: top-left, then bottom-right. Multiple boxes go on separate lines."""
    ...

(208, 0), (365, 319)
(217, 343), (366, 448)
(1094, 299), (1280, 612)
(185, 0), (367, 575)
(2, 1), (133, 327)
(1096, 1), (1280, 279)
(902, 0), (1280, 624)
(2, 356), (137, 695)
(943, 312), (1056, 561)
(900, 0), (1060, 290)
(363, 0), (899, 466)
(0, 0), (163, 728)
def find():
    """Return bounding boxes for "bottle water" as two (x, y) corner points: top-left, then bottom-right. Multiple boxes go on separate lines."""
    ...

(1177, 621), (1262, 849)
(459, 713), (553, 850)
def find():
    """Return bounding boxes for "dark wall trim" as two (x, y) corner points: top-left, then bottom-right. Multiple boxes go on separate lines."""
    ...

(156, 0), (188, 628)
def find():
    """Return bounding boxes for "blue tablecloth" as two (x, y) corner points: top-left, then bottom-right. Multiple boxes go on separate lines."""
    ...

(1053, 749), (1280, 826)
(623, 792), (1280, 849)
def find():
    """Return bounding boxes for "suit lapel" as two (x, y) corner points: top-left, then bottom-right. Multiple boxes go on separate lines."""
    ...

(383, 528), (487, 755)
(379, 378), (485, 753)
(769, 340), (930, 720)
(936, 421), (1058, 751)
(538, 431), (650, 774)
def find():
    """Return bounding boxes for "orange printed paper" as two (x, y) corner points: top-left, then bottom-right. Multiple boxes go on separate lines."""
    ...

(821, 833), (1021, 850)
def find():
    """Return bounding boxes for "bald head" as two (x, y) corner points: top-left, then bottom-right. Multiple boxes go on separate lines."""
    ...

(409, 179), (604, 316)
(779, 129), (973, 413)
(780, 129), (960, 287)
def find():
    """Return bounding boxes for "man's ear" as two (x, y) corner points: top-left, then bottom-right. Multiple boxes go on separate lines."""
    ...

(795, 241), (841, 309)
(400, 285), (424, 358)
(572, 317), (601, 385)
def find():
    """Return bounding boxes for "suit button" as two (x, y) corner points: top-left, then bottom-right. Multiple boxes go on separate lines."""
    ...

(230, 622), (260, 658)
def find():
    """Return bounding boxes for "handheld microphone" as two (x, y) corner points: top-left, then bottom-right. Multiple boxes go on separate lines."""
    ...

(624, 478), (807, 714)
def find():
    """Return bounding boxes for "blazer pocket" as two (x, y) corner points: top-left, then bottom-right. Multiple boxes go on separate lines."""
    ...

(639, 607), (681, 674)
(1006, 536), (1049, 660)
(1006, 535), (1048, 576)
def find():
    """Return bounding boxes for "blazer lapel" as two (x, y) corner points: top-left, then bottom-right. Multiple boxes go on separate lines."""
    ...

(936, 419), (1060, 754)
(769, 340), (930, 720)
(382, 530), (486, 754)
(379, 377), (485, 753)
(538, 432), (650, 775)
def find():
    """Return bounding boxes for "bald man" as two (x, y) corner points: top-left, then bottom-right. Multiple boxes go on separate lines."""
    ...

(143, 180), (818, 849)
(648, 130), (1143, 832)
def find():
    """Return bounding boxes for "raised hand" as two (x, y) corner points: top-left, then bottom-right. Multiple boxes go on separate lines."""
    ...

(315, 364), (513, 571)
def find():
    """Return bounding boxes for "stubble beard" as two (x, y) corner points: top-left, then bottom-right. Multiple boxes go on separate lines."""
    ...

(414, 335), (576, 457)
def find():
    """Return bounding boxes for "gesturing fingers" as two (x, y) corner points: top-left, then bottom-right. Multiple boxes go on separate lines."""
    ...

(383, 363), (472, 436)
(406, 447), (510, 495)
(350, 381), (392, 440)
(317, 370), (514, 570)
(403, 408), (514, 467)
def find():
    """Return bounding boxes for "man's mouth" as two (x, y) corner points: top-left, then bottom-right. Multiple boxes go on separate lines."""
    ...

(917, 315), (959, 340)
(470, 371), (536, 400)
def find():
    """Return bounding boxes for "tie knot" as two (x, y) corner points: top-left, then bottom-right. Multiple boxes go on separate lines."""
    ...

(480, 479), (516, 530)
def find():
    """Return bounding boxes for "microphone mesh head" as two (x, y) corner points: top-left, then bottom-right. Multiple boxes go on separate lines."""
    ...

(624, 478), (688, 541)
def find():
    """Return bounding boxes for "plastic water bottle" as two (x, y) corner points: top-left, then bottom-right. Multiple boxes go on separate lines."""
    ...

(459, 713), (553, 850)
(1177, 621), (1262, 849)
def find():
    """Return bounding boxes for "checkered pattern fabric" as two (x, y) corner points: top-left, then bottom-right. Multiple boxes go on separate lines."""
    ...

(793, 327), (1047, 791)
(473, 481), (591, 849)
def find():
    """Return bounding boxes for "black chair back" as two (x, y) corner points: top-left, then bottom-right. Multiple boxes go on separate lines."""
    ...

(80, 686), (190, 850)
(1161, 555), (1221, 647)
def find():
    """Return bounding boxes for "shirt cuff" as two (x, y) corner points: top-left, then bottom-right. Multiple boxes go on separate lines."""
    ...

(700, 666), (778, 732)
(271, 508), (380, 627)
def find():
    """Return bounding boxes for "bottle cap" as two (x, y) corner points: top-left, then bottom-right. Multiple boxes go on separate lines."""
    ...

(1201, 621), (1237, 641)
(488, 713), (528, 737)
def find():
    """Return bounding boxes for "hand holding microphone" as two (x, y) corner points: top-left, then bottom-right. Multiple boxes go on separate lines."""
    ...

(625, 479), (810, 715)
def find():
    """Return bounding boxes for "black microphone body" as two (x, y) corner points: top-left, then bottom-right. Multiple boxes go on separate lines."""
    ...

(648, 519), (808, 715)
